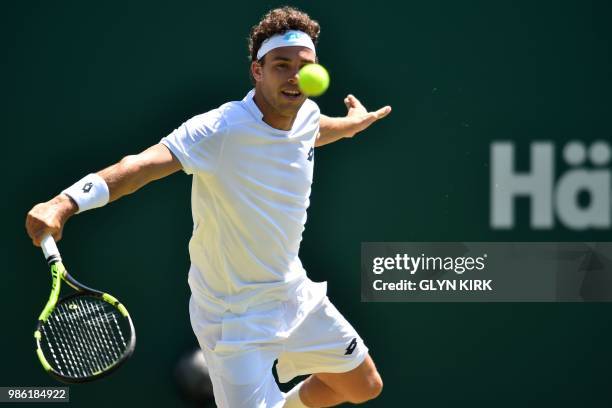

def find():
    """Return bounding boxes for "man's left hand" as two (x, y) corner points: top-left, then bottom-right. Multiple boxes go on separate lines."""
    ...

(341, 94), (391, 138)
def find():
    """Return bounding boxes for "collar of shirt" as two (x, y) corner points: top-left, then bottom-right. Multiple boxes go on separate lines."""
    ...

(242, 89), (295, 136)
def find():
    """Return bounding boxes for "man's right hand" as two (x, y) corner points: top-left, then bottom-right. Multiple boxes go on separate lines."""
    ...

(26, 194), (78, 247)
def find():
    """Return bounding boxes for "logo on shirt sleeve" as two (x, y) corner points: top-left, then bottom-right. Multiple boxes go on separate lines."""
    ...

(345, 338), (358, 355)
(307, 147), (314, 162)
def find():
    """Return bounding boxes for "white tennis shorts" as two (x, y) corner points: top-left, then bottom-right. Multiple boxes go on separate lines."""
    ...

(189, 289), (368, 408)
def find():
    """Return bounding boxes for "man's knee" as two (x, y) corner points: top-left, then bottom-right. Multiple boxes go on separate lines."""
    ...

(314, 355), (384, 405)
(346, 371), (383, 404)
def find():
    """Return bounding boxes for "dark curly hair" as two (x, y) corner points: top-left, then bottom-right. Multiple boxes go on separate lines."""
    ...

(248, 6), (320, 63)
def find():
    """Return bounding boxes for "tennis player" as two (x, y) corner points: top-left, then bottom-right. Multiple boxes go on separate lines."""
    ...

(26, 6), (390, 407)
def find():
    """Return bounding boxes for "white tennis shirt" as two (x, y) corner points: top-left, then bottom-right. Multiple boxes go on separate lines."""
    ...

(161, 90), (326, 315)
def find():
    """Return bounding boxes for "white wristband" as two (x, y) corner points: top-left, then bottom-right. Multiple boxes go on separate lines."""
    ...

(62, 173), (109, 214)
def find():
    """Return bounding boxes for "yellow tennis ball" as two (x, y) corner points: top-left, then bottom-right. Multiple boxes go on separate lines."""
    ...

(298, 64), (330, 97)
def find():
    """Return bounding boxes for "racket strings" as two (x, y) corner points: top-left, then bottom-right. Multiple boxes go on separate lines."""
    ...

(43, 318), (78, 376)
(43, 302), (103, 377)
(59, 299), (121, 376)
(70, 299), (107, 373)
(40, 296), (131, 379)
(50, 309), (91, 377)
(82, 300), (122, 363)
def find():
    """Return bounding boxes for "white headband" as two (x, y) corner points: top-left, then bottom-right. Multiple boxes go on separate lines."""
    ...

(256, 30), (316, 60)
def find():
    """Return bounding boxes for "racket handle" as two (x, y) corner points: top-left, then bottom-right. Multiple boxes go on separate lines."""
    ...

(41, 235), (62, 263)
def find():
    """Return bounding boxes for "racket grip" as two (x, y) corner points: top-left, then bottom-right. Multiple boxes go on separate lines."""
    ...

(41, 235), (62, 263)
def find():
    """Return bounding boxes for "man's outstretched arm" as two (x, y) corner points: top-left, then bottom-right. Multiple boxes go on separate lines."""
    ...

(26, 144), (181, 246)
(317, 94), (392, 147)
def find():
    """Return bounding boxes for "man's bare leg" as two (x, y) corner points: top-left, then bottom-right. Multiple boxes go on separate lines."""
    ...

(284, 354), (383, 407)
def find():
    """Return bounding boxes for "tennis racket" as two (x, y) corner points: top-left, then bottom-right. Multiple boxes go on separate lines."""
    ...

(34, 235), (136, 383)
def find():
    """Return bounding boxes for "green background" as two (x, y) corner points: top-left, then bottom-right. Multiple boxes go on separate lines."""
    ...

(3, 1), (611, 406)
